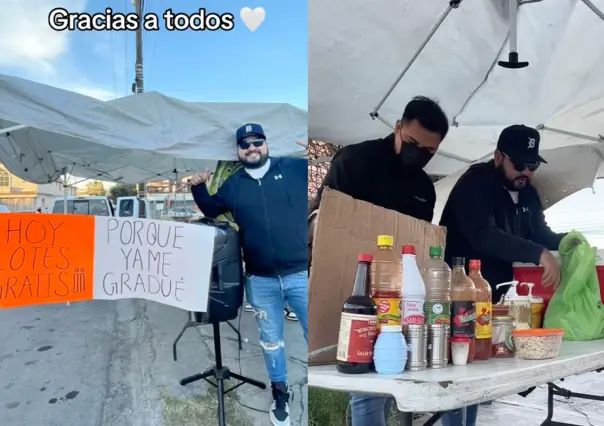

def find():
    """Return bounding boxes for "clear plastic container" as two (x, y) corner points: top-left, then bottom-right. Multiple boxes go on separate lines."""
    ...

(512, 328), (564, 360)
(421, 246), (451, 326)
(492, 315), (516, 358)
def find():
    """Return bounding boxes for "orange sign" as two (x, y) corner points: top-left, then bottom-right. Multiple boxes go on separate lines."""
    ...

(0, 214), (95, 308)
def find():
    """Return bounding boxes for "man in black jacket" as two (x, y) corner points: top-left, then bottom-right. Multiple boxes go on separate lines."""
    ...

(311, 96), (449, 426)
(438, 125), (565, 426)
(190, 123), (307, 426)
(441, 124), (564, 302)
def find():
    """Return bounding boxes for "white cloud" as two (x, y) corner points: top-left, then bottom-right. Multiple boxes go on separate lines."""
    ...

(0, 0), (119, 100)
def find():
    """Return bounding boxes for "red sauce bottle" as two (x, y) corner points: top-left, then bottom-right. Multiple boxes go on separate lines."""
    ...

(450, 257), (476, 363)
(469, 259), (492, 360)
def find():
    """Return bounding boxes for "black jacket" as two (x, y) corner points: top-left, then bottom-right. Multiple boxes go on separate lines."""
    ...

(192, 157), (308, 277)
(311, 134), (435, 222)
(439, 161), (565, 302)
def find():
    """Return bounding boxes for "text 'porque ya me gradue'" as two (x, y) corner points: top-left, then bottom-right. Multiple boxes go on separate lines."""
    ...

(99, 218), (188, 302)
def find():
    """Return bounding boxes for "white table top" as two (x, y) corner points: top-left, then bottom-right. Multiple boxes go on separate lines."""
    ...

(308, 341), (604, 412)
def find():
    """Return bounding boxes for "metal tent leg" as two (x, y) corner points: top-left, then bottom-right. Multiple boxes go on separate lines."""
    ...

(581, 0), (604, 21)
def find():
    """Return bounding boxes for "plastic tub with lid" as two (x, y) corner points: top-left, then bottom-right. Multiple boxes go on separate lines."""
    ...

(512, 328), (564, 360)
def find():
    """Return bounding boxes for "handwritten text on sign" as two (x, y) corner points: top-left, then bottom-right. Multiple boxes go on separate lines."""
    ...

(0, 214), (216, 312)
(0, 215), (95, 308)
(93, 217), (215, 311)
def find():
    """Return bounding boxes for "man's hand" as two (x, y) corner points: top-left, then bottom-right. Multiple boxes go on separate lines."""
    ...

(296, 140), (308, 150)
(189, 168), (211, 186)
(540, 248), (561, 288)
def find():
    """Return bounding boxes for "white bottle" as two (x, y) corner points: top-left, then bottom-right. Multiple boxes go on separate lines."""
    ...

(401, 244), (426, 325)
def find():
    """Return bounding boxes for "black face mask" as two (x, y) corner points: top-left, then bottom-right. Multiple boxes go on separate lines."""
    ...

(399, 142), (434, 170)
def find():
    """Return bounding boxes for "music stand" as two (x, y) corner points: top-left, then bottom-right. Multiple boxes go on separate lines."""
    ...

(173, 314), (266, 426)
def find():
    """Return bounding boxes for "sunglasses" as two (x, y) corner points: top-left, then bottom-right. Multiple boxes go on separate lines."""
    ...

(238, 139), (265, 150)
(504, 154), (540, 172)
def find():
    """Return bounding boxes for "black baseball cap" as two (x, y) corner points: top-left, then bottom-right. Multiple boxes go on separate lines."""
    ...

(236, 123), (265, 144)
(496, 125), (547, 164)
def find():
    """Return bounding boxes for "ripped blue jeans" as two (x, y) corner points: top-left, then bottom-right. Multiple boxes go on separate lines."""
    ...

(245, 271), (308, 383)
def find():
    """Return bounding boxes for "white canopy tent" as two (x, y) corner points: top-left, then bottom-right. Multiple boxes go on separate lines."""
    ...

(309, 0), (604, 184)
(0, 74), (307, 184)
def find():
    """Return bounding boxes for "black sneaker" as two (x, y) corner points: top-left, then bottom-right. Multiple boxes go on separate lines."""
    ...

(270, 382), (290, 426)
(284, 306), (298, 321)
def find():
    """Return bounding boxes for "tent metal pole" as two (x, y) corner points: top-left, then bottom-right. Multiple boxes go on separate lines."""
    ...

(508, 0), (518, 53)
(369, 0), (463, 116)
(537, 125), (604, 143)
(581, 0), (604, 21)
(0, 124), (28, 134)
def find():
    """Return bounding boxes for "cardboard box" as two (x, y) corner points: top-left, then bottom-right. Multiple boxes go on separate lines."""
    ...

(308, 188), (447, 365)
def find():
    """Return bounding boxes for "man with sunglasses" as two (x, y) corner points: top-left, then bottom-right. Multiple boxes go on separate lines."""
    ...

(437, 124), (565, 425)
(190, 123), (308, 426)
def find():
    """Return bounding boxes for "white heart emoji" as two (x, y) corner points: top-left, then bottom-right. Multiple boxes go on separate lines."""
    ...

(240, 7), (265, 32)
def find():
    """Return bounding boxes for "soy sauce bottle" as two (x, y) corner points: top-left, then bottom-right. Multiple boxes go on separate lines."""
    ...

(336, 253), (378, 374)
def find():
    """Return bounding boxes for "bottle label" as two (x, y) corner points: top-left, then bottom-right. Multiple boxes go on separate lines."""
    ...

(451, 301), (476, 337)
(475, 302), (492, 339)
(336, 312), (378, 363)
(424, 302), (451, 325)
(402, 300), (425, 325)
(374, 297), (401, 328)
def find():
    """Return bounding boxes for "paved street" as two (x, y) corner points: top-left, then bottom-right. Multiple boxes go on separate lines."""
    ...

(476, 372), (604, 425)
(0, 299), (308, 426)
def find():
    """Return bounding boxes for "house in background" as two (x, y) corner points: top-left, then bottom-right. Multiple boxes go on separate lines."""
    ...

(0, 163), (76, 212)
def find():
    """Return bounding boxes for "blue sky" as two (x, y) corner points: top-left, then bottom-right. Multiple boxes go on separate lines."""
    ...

(0, 0), (307, 109)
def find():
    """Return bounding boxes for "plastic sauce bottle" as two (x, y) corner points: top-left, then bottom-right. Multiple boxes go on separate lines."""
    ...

(336, 254), (378, 374)
(373, 324), (407, 374)
(401, 244), (426, 325)
(527, 283), (545, 329)
(421, 246), (451, 326)
(450, 257), (476, 363)
(495, 281), (532, 330)
(468, 259), (492, 360)
(371, 235), (403, 331)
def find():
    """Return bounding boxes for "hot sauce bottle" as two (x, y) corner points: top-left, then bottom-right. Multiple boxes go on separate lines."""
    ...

(450, 257), (477, 363)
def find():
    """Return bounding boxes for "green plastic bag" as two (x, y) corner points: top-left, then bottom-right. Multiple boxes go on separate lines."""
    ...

(543, 232), (604, 340)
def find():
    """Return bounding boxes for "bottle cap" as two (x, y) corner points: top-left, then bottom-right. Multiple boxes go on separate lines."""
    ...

(469, 259), (481, 270)
(429, 246), (442, 257)
(450, 336), (471, 343)
(377, 235), (394, 247)
(358, 253), (373, 262)
(452, 257), (465, 267)
(402, 244), (415, 255)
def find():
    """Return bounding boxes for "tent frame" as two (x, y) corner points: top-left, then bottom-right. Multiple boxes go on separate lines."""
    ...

(367, 0), (604, 164)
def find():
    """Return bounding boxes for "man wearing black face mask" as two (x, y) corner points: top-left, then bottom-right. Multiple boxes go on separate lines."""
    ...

(310, 96), (449, 426)
(309, 96), (446, 223)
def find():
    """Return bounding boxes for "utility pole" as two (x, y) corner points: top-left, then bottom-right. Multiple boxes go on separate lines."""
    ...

(132, 0), (144, 94)
(132, 0), (146, 198)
